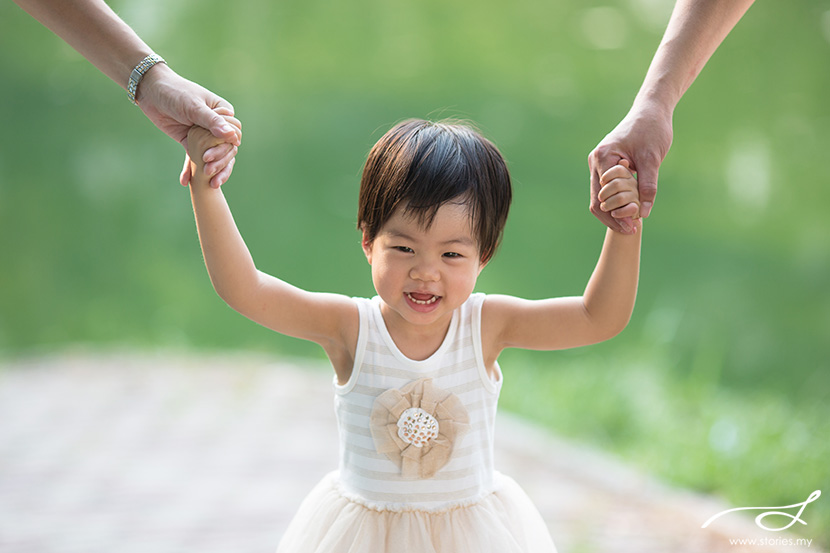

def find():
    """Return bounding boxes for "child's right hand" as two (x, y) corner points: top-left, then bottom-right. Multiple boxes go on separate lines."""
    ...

(185, 109), (242, 187)
(597, 159), (641, 234)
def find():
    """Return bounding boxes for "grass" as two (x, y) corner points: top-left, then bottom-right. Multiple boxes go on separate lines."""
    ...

(499, 345), (830, 545)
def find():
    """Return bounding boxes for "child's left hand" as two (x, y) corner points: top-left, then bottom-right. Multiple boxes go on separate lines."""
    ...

(597, 159), (641, 234)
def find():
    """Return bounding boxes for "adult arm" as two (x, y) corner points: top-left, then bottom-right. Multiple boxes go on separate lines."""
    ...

(588, 0), (755, 231)
(13, 0), (240, 187)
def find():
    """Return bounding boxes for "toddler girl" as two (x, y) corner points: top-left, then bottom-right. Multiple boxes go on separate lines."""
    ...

(185, 115), (641, 552)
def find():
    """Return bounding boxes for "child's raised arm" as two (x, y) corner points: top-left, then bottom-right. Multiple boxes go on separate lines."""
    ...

(185, 122), (358, 381)
(482, 162), (642, 360)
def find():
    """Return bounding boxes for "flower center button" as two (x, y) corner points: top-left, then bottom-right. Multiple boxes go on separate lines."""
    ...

(397, 407), (439, 448)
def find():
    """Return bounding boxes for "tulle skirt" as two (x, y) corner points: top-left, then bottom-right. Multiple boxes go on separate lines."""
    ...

(275, 471), (557, 553)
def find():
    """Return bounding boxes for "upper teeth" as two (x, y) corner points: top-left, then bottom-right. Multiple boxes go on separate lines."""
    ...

(407, 293), (438, 305)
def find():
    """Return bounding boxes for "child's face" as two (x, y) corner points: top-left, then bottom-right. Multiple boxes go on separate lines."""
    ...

(362, 202), (485, 337)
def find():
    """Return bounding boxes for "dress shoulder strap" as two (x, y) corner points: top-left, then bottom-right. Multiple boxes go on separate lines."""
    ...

(334, 297), (371, 395)
(467, 293), (501, 394)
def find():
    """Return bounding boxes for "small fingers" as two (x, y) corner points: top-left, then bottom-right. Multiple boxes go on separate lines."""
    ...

(610, 202), (640, 220)
(599, 163), (634, 186)
(598, 161), (639, 214)
(599, 190), (639, 213)
(588, 149), (628, 233)
(598, 177), (637, 203)
(589, 163), (620, 230)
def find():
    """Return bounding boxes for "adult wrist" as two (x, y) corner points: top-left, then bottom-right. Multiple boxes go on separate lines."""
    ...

(127, 54), (167, 105)
(132, 60), (174, 106)
(630, 90), (675, 121)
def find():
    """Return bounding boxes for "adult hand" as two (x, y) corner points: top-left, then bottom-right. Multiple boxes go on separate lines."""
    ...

(588, 99), (673, 233)
(137, 63), (241, 188)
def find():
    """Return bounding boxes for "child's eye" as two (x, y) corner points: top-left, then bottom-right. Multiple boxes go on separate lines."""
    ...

(395, 246), (414, 253)
(443, 252), (462, 258)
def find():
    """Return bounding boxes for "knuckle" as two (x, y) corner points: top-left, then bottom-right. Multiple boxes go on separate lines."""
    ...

(589, 203), (607, 218)
(641, 150), (663, 165)
(638, 181), (658, 197)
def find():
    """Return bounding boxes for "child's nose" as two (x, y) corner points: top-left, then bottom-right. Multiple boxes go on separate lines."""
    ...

(410, 259), (440, 282)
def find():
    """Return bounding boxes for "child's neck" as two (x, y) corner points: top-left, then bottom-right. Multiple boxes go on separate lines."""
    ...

(380, 309), (453, 362)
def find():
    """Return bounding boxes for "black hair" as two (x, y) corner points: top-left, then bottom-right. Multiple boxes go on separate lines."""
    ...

(357, 119), (512, 263)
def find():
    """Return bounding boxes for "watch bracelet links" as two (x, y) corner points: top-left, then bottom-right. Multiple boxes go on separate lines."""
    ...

(127, 54), (166, 105)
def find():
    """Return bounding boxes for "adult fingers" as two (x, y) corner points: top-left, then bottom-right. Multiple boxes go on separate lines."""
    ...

(612, 203), (640, 234)
(204, 142), (235, 163)
(190, 99), (240, 146)
(211, 110), (243, 145)
(614, 205), (641, 234)
(204, 145), (238, 181)
(210, 157), (236, 189)
(213, 101), (234, 116)
(220, 114), (243, 141)
(634, 157), (659, 218)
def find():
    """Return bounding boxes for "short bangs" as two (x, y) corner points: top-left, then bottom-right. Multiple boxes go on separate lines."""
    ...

(357, 119), (512, 264)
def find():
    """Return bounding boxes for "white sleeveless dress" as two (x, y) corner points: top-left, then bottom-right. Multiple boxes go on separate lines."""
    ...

(275, 294), (557, 552)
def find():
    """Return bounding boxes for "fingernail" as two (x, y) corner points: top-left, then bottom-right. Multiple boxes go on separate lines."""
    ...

(641, 202), (653, 218)
(220, 123), (235, 135)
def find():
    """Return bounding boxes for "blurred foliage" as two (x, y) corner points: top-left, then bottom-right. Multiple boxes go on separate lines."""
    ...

(1, 0), (828, 545)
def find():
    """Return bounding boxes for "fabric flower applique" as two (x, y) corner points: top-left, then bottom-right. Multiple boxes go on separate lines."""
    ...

(370, 378), (470, 479)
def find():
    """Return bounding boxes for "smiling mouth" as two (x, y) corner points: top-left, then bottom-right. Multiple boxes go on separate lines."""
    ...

(406, 292), (439, 305)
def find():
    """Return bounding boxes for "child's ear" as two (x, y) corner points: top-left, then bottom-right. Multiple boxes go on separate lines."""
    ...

(361, 229), (373, 265)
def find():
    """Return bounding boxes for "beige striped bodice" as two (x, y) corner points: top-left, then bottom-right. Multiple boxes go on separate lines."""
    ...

(333, 293), (503, 512)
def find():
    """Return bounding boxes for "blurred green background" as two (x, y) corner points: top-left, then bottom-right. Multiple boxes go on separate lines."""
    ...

(1, 0), (828, 545)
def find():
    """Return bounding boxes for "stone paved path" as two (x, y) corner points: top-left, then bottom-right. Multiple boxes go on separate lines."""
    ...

(0, 352), (821, 553)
